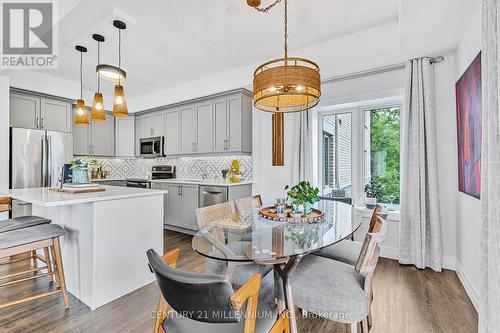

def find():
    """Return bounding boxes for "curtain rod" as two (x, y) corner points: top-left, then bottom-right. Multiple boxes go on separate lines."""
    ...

(322, 55), (444, 84)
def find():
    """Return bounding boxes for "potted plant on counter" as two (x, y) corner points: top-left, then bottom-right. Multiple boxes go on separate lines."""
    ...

(285, 181), (320, 216)
(364, 178), (384, 209)
(70, 157), (100, 184)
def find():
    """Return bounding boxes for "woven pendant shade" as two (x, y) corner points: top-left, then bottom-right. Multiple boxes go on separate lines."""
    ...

(112, 85), (128, 116)
(253, 57), (320, 112)
(91, 93), (105, 121)
(75, 99), (89, 125)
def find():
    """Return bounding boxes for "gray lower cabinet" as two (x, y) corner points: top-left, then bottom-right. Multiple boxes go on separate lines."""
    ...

(152, 182), (199, 231)
(10, 92), (72, 132)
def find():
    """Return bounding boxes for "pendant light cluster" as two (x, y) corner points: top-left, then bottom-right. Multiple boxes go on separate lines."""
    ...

(74, 20), (128, 125)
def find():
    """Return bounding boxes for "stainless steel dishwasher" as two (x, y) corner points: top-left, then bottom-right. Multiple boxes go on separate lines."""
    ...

(199, 186), (228, 207)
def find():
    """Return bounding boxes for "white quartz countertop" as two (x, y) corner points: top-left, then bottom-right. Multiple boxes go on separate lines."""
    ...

(149, 179), (253, 187)
(3, 186), (168, 207)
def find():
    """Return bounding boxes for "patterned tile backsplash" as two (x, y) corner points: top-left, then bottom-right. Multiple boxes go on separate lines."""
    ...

(96, 155), (253, 181)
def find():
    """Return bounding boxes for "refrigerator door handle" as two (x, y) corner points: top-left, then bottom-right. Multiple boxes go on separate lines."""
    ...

(47, 135), (52, 186)
(41, 136), (45, 186)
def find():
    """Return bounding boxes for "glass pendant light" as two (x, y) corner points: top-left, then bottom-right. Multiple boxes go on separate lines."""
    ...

(112, 20), (128, 116)
(91, 34), (106, 121)
(74, 45), (89, 125)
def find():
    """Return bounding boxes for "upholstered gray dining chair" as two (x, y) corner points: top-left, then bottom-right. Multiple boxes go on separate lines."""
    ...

(278, 215), (388, 333)
(313, 203), (388, 266)
(195, 202), (273, 286)
(147, 248), (289, 333)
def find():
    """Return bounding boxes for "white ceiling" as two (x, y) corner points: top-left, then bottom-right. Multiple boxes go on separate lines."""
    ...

(18, 0), (480, 106)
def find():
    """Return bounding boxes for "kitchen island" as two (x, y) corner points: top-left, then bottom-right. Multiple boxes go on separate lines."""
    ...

(3, 186), (167, 310)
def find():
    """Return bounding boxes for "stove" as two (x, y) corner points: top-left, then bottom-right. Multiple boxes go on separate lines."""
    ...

(125, 165), (175, 188)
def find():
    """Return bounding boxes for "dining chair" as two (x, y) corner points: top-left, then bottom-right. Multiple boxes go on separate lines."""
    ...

(313, 203), (388, 266)
(235, 195), (263, 212)
(0, 223), (69, 309)
(195, 202), (273, 286)
(147, 248), (290, 333)
(278, 215), (388, 333)
(0, 215), (53, 282)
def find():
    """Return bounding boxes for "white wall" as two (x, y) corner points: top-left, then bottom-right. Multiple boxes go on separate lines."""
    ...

(0, 75), (9, 191)
(454, 7), (482, 309)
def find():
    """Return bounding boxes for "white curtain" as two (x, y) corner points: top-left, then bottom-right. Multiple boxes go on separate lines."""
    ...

(292, 110), (313, 183)
(479, 1), (500, 331)
(399, 57), (442, 272)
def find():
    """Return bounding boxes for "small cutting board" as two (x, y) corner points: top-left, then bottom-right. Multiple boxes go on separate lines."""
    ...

(49, 187), (106, 194)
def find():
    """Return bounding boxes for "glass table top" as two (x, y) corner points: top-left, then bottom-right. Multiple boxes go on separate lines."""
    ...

(192, 200), (360, 262)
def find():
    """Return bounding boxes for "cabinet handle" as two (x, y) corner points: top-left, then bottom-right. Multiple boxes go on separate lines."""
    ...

(36, 117), (40, 129)
(224, 139), (227, 150)
(226, 139), (230, 150)
(41, 118), (44, 129)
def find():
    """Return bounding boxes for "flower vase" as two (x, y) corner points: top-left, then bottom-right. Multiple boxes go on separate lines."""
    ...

(303, 202), (313, 216)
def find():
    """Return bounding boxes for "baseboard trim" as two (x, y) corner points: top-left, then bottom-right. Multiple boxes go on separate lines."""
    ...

(378, 244), (456, 270)
(455, 260), (479, 311)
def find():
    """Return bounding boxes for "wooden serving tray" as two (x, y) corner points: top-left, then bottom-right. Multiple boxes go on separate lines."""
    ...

(49, 187), (106, 194)
(258, 206), (325, 223)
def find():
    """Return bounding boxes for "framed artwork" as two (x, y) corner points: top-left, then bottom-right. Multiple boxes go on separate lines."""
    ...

(456, 52), (482, 199)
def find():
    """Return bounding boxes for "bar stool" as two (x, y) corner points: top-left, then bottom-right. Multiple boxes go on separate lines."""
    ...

(0, 215), (53, 277)
(0, 223), (69, 309)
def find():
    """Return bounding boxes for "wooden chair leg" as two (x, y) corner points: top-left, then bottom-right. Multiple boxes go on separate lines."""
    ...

(52, 237), (69, 308)
(362, 318), (369, 332)
(43, 247), (53, 282)
(350, 323), (358, 333)
(153, 296), (170, 333)
(31, 250), (38, 269)
(50, 246), (60, 286)
(368, 309), (373, 328)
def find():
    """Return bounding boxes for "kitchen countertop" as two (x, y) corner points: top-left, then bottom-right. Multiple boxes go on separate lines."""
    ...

(92, 178), (252, 187)
(149, 179), (253, 187)
(3, 185), (168, 207)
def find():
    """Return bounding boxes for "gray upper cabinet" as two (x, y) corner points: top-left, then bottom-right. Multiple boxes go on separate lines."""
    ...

(73, 115), (91, 155)
(92, 113), (115, 156)
(10, 93), (40, 129)
(213, 93), (252, 153)
(195, 100), (213, 153)
(135, 89), (253, 157)
(165, 109), (180, 155)
(73, 110), (115, 156)
(115, 116), (135, 157)
(40, 98), (72, 132)
(180, 104), (196, 154)
(10, 92), (71, 132)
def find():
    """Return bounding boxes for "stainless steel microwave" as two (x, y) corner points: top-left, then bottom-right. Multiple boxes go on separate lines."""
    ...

(140, 136), (165, 158)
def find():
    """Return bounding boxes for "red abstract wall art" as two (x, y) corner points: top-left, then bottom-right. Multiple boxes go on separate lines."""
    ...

(456, 52), (482, 199)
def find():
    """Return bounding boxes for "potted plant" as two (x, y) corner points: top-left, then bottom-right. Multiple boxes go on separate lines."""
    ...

(364, 178), (384, 209)
(221, 168), (229, 182)
(285, 181), (320, 216)
(70, 157), (100, 184)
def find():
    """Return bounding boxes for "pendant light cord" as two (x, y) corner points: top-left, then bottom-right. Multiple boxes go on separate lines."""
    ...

(118, 28), (121, 85)
(80, 51), (83, 99)
(96, 41), (100, 92)
(252, 0), (288, 59)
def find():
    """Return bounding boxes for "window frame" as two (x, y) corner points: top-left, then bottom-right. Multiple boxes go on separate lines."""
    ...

(318, 101), (402, 208)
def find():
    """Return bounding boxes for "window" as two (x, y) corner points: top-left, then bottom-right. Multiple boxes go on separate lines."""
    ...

(321, 112), (352, 198)
(364, 107), (400, 206)
(319, 103), (401, 210)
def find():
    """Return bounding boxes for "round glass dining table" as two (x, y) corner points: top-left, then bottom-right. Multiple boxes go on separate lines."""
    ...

(192, 199), (360, 333)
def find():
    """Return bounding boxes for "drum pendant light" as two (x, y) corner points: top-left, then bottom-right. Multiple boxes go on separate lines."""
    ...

(74, 45), (89, 125)
(112, 20), (128, 117)
(91, 34), (106, 121)
(248, 0), (321, 113)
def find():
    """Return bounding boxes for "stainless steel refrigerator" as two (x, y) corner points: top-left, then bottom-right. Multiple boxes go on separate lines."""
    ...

(10, 127), (73, 217)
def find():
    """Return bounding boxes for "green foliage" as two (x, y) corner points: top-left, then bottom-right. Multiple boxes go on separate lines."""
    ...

(70, 157), (100, 172)
(364, 178), (384, 198)
(285, 181), (320, 205)
(369, 107), (400, 203)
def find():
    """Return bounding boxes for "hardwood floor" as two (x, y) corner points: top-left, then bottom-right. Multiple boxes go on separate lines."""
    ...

(0, 231), (477, 333)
